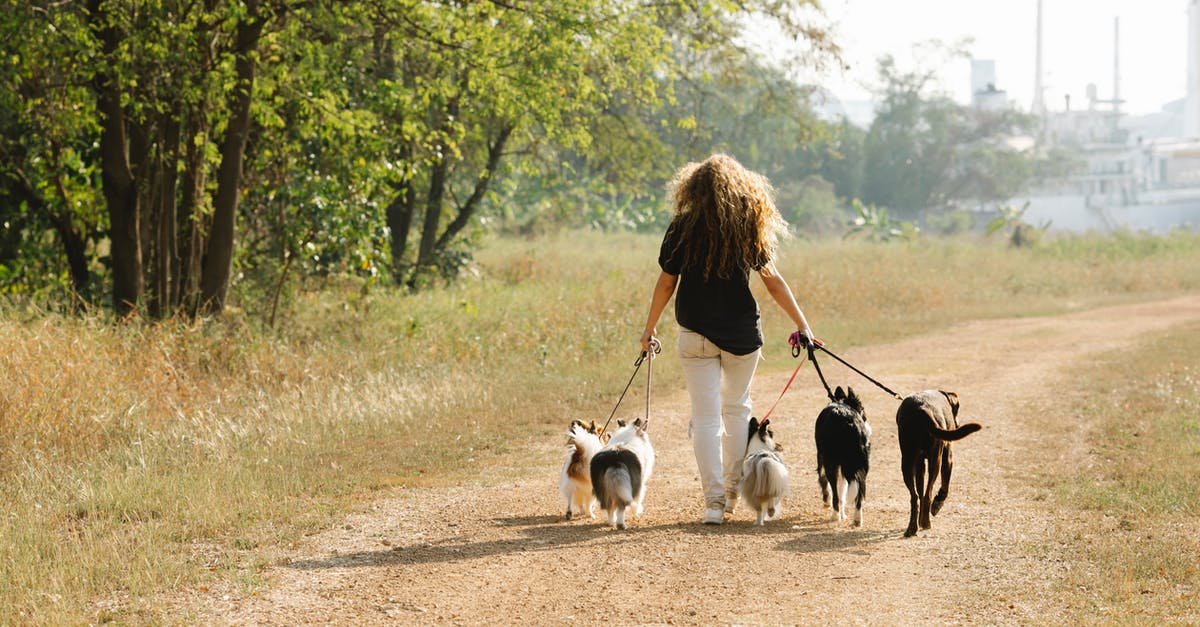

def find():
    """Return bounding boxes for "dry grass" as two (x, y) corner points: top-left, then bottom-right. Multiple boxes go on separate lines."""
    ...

(1036, 323), (1200, 621)
(1, 229), (1199, 622)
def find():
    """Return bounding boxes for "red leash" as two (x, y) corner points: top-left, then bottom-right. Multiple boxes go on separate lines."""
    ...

(760, 358), (806, 421)
(760, 332), (821, 421)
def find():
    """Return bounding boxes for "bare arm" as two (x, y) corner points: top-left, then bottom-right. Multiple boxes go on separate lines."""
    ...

(641, 271), (678, 351)
(758, 263), (814, 341)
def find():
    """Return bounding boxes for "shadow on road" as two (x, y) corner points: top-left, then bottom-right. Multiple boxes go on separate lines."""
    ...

(282, 515), (683, 570)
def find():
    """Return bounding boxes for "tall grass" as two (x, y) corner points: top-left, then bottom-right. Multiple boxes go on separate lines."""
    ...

(1, 230), (1199, 622)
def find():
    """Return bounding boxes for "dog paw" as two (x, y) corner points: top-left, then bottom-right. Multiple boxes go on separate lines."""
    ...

(904, 527), (917, 537)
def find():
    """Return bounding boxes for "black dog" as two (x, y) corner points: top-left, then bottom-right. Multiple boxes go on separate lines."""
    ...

(895, 390), (982, 537)
(814, 386), (871, 527)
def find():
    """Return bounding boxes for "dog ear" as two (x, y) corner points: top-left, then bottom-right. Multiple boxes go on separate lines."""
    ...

(748, 417), (759, 437)
(846, 387), (863, 411)
(941, 391), (960, 417)
(617, 419), (626, 428)
(759, 418), (770, 433)
(834, 386), (845, 400)
(633, 418), (643, 429)
(570, 419), (584, 430)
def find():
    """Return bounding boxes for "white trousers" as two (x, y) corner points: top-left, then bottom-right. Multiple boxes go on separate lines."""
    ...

(677, 328), (761, 507)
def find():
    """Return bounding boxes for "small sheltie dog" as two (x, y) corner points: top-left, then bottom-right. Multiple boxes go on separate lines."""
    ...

(814, 386), (872, 527)
(589, 419), (654, 530)
(559, 420), (605, 520)
(738, 417), (789, 525)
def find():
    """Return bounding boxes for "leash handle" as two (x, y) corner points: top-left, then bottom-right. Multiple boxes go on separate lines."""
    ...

(789, 331), (822, 358)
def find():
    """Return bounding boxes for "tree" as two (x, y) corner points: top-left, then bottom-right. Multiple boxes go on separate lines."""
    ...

(860, 49), (1043, 219)
(1, 0), (845, 316)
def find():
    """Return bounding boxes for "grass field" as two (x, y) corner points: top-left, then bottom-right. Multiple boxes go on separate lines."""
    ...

(1038, 322), (1200, 621)
(2, 229), (1199, 622)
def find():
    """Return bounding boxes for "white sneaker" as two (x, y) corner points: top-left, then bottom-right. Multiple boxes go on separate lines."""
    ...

(702, 507), (725, 525)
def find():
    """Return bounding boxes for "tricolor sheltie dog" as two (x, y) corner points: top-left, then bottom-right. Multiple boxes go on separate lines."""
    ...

(814, 386), (872, 527)
(559, 420), (605, 520)
(589, 419), (654, 530)
(738, 417), (789, 525)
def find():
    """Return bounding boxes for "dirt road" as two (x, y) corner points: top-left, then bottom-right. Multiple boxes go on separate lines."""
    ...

(186, 295), (1200, 624)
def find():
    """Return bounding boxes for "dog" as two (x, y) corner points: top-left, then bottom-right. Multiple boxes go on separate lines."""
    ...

(559, 419), (605, 520)
(895, 390), (983, 537)
(738, 417), (789, 525)
(814, 386), (872, 527)
(589, 418), (654, 530)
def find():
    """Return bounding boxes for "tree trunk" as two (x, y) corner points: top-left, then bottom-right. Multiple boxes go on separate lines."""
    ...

(150, 113), (181, 319)
(414, 93), (461, 277)
(175, 122), (207, 316)
(385, 179), (415, 285)
(13, 167), (90, 308)
(415, 154), (447, 275)
(88, 0), (143, 317)
(433, 124), (514, 252)
(199, 0), (265, 315)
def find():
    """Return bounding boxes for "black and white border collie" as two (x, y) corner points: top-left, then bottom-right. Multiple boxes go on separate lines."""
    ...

(814, 386), (871, 527)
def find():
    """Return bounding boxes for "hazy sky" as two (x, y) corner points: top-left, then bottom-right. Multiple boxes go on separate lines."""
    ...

(802, 0), (1188, 115)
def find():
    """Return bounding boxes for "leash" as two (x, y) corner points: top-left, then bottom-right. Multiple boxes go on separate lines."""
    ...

(600, 338), (661, 434)
(759, 358), (806, 422)
(642, 337), (659, 430)
(790, 331), (902, 400)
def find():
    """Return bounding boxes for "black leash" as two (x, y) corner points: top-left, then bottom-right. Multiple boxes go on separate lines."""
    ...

(792, 338), (902, 400)
(600, 338), (661, 434)
(804, 344), (836, 401)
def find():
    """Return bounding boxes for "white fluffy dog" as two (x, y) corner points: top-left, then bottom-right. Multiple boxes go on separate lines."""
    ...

(739, 417), (790, 525)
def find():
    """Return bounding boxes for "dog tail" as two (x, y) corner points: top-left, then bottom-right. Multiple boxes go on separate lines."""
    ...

(598, 467), (633, 510)
(928, 417), (983, 441)
(590, 449), (641, 510)
(744, 454), (789, 502)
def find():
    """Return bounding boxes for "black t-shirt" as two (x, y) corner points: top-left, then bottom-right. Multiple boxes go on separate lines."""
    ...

(658, 225), (762, 355)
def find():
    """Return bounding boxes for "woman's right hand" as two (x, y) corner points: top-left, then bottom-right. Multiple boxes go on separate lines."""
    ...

(640, 328), (657, 353)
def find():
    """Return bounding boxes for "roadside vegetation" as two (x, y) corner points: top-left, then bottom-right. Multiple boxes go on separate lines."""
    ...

(1026, 322), (1200, 621)
(2, 229), (1199, 622)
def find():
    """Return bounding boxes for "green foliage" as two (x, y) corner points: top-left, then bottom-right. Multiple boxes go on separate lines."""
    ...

(844, 198), (919, 242)
(778, 175), (846, 235)
(1, 0), (842, 316)
(986, 202), (1049, 248)
(860, 48), (1042, 218)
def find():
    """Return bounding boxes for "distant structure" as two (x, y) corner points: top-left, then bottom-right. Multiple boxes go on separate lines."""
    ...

(1187, 0), (1200, 137)
(1032, 0), (1046, 117)
(970, 60), (1008, 110)
(1020, 3), (1200, 233)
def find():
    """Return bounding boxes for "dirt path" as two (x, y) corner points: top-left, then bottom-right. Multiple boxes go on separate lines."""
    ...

(186, 295), (1200, 625)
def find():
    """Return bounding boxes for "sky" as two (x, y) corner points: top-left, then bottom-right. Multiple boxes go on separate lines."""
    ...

(779, 0), (1189, 116)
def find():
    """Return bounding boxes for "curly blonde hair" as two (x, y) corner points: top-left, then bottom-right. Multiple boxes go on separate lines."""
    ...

(666, 154), (788, 280)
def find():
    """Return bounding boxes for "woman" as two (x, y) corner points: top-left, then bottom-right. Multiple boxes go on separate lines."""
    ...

(640, 154), (815, 525)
